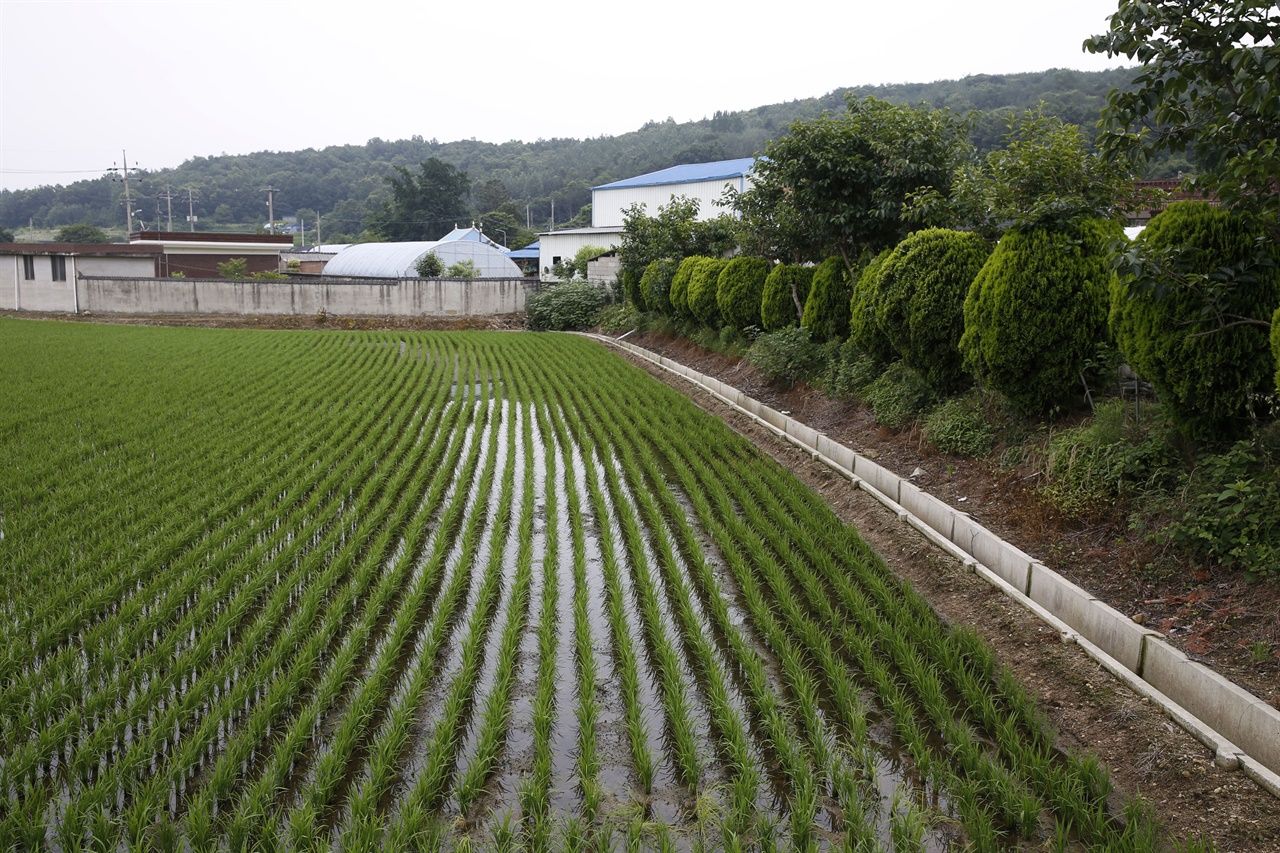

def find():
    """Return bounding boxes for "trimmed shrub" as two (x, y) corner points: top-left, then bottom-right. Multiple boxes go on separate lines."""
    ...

(669, 256), (703, 319)
(640, 258), (680, 316)
(863, 361), (936, 429)
(620, 267), (646, 311)
(801, 257), (854, 342)
(847, 250), (896, 364)
(1110, 202), (1280, 442)
(960, 219), (1120, 415)
(1275, 304), (1280, 393)
(687, 257), (728, 327)
(877, 229), (992, 393)
(745, 326), (827, 386)
(716, 257), (772, 331)
(526, 281), (609, 330)
(760, 264), (814, 331)
(923, 393), (997, 458)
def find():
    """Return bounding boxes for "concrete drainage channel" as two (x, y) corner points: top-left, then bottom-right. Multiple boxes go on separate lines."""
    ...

(589, 333), (1280, 800)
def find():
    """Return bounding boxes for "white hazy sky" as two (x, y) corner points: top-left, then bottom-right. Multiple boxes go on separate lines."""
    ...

(0, 0), (1128, 191)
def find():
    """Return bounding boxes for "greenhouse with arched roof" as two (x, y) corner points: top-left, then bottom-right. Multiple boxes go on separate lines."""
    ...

(322, 227), (521, 278)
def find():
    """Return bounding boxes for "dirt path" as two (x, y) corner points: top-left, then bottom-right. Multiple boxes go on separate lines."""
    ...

(612, 332), (1280, 852)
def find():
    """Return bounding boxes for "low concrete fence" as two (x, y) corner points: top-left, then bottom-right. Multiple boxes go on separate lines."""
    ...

(20, 276), (529, 317)
(593, 333), (1280, 798)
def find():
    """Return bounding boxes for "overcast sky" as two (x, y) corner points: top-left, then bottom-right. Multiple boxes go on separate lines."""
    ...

(0, 0), (1129, 192)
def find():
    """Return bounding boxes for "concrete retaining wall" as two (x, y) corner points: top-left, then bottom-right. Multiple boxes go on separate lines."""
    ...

(593, 333), (1280, 797)
(29, 276), (529, 317)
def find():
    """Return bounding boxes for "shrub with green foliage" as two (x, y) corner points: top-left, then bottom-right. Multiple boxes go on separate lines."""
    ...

(1159, 439), (1280, 579)
(716, 257), (772, 331)
(848, 250), (896, 363)
(1038, 400), (1178, 517)
(526, 281), (609, 330)
(1110, 202), (1280, 442)
(863, 362), (936, 429)
(826, 337), (884, 400)
(745, 326), (828, 387)
(1274, 304), (1280, 392)
(923, 393), (997, 457)
(877, 229), (992, 393)
(686, 257), (727, 327)
(595, 300), (642, 333)
(620, 267), (646, 311)
(640, 258), (680, 315)
(760, 263), (814, 331)
(960, 219), (1121, 414)
(669, 256), (703, 319)
(801, 257), (854, 342)
(414, 251), (444, 277)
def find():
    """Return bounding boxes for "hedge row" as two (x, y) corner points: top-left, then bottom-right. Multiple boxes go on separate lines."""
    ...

(620, 202), (1280, 435)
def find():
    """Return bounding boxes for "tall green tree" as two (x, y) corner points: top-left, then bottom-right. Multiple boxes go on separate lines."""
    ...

(728, 95), (970, 268)
(909, 107), (1140, 237)
(1085, 1), (1280, 227)
(616, 196), (735, 282)
(366, 158), (471, 241)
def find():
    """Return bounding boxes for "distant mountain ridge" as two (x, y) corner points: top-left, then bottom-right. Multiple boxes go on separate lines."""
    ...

(1, 66), (1155, 239)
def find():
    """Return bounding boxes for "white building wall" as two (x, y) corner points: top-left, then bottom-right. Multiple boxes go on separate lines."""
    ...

(537, 230), (623, 283)
(0, 255), (154, 312)
(592, 176), (752, 228)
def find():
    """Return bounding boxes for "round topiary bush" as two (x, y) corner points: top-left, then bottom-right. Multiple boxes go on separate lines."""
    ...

(526, 281), (609, 330)
(687, 257), (727, 328)
(960, 219), (1121, 415)
(801, 257), (853, 342)
(640, 258), (680, 316)
(1110, 201), (1280, 442)
(620, 267), (646, 311)
(877, 228), (992, 393)
(669, 256), (703, 320)
(847, 249), (896, 364)
(716, 257), (772, 331)
(760, 264), (814, 331)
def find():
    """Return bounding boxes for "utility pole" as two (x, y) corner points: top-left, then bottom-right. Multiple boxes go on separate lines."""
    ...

(184, 187), (198, 232)
(316, 211), (321, 246)
(550, 200), (555, 232)
(158, 184), (176, 231)
(264, 186), (278, 233)
(107, 149), (140, 234)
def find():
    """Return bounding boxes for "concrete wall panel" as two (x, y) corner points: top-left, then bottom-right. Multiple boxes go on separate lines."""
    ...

(1026, 563), (1094, 626)
(786, 420), (820, 450)
(760, 406), (789, 432)
(899, 483), (955, 540)
(74, 277), (527, 317)
(853, 456), (899, 502)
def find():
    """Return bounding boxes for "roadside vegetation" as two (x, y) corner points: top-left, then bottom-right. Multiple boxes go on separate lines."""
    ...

(602, 1), (1280, 585)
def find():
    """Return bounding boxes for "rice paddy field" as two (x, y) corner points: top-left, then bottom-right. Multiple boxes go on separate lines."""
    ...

(0, 319), (1172, 852)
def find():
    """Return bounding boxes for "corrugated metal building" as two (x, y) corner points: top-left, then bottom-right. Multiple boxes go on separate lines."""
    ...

(537, 158), (755, 283)
(590, 158), (755, 228)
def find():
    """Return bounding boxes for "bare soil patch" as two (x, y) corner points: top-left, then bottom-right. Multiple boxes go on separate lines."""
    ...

(613, 330), (1280, 851)
(0, 309), (526, 332)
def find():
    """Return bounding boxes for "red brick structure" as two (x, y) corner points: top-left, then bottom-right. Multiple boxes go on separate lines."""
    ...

(129, 231), (294, 277)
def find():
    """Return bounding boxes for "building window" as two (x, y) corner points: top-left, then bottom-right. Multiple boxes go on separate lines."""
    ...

(22, 255), (35, 280)
(50, 256), (67, 282)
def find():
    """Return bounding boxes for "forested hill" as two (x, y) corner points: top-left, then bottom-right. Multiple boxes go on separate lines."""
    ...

(2, 66), (1153, 241)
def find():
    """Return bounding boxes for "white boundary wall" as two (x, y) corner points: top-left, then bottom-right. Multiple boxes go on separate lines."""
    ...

(22, 276), (529, 317)
(591, 333), (1280, 798)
